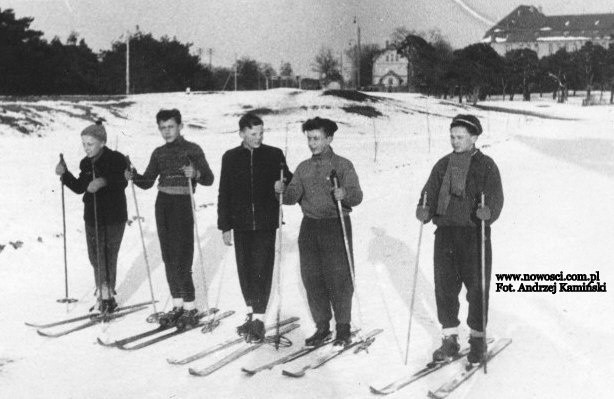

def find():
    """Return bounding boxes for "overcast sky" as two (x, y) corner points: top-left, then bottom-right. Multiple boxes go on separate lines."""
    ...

(3, 0), (613, 77)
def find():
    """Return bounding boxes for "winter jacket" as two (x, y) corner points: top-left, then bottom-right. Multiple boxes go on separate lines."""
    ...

(133, 135), (214, 194)
(283, 146), (362, 219)
(218, 144), (292, 231)
(62, 147), (128, 226)
(419, 149), (503, 227)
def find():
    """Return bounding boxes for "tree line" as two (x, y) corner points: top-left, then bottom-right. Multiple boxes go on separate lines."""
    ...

(0, 9), (297, 95)
(312, 26), (614, 104)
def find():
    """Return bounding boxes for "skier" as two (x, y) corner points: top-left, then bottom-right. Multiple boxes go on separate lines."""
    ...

(55, 120), (128, 313)
(280, 117), (363, 348)
(125, 109), (214, 329)
(218, 113), (292, 342)
(416, 114), (503, 364)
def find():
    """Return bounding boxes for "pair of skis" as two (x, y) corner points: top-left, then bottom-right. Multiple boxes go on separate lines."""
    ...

(98, 308), (233, 350)
(168, 316), (300, 366)
(26, 301), (154, 338)
(370, 338), (512, 397)
(281, 328), (383, 378)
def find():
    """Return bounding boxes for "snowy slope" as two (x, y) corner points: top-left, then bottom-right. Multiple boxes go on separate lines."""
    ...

(0, 89), (613, 398)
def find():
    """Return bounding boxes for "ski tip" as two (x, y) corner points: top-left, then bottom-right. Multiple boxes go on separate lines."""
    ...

(427, 391), (442, 399)
(167, 358), (179, 365)
(281, 370), (303, 378)
(36, 329), (51, 337)
(369, 386), (388, 395)
(188, 368), (202, 376)
(240, 367), (255, 376)
(96, 337), (115, 347)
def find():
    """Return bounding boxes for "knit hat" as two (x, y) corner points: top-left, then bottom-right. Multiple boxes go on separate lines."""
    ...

(80, 119), (107, 142)
(450, 114), (482, 136)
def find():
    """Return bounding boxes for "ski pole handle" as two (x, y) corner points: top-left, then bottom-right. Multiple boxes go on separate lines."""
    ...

(330, 169), (339, 190)
(421, 192), (427, 207)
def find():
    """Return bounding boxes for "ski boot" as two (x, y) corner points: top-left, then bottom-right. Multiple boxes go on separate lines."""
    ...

(176, 308), (200, 331)
(100, 297), (118, 314)
(246, 319), (265, 343)
(332, 323), (352, 349)
(432, 334), (460, 363)
(236, 314), (253, 337)
(159, 307), (184, 328)
(305, 323), (331, 347)
(467, 336), (487, 365)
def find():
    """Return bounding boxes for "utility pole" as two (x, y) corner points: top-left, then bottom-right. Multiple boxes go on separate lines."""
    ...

(207, 48), (213, 69)
(125, 31), (130, 95)
(354, 16), (361, 90)
(234, 53), (238, 91)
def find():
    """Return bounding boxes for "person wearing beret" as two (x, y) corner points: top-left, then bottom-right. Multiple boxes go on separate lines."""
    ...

(416, 114), (504, 364)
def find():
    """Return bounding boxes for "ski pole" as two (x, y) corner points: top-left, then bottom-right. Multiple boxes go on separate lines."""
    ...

(404, 192), (427, 365)
(480, 192), (488, 374)
(330, 170), (364, 336)
(57, 154), (77, 304)
(91, 162), (104, 316)
(126, 156), (161, 323)
(274, 164), (285, 350)
(186, 163), (210, 313)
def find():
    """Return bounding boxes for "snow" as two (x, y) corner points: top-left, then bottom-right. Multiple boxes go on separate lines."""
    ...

(1, 89), (613, 398)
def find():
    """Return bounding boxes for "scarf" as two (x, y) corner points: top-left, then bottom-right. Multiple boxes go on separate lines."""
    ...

(436, 150), (475, 215)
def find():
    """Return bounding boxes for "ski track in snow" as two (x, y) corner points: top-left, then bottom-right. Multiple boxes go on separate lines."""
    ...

(0, 89), (613, 398)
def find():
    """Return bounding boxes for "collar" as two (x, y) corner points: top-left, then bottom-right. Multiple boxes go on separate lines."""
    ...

(165, 135), (185, 147)
(311, 146), (334, 161)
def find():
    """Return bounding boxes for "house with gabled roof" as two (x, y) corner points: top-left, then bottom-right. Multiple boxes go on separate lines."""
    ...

(372, 46), (408, 89)
(483, 5), (614, 58)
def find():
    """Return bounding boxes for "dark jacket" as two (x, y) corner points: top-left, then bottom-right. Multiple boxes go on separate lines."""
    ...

(419, 149), (503, 227)
(62, 147), (128, 226)
(218, 144), (292, 231)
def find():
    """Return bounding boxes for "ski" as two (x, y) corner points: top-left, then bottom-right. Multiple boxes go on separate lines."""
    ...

(241, 329), (359, 376)
(25, 300), (156, 328)
(427, 338), (512, 399)
(97, 307), (220, 348)
(36, 306), (148, 338)
(188, 323), (300, 377)
(116, 309), (234, 351)
(167, 316), (300, 365)
(369, 338), (495, 395)
(282, 328), (383, 378)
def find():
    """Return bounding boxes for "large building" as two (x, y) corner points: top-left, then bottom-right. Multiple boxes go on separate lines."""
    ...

(483, 5), (614, 58)
(371, 46), (408, 89)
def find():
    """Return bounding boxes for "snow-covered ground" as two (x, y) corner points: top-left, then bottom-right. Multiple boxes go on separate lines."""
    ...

(0, 89), (612, 398)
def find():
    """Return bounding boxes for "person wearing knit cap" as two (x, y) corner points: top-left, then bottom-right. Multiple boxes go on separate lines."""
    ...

(55, 120), (128, 314)
(416, 113), (503, 365)
(126, 109), (214, 330)
(280, 117), (363, 348)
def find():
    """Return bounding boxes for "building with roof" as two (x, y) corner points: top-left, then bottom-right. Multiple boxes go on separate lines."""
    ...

(483, 5), (614, 58)
(372, 47), (408, 89)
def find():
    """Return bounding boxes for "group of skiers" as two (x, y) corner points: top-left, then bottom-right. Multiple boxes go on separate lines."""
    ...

(55, 109), (502, 363)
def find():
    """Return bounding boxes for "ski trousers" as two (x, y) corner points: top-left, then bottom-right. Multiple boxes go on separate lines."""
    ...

(233, 229), (277, 314)
(155, 192), (195, 302)
(85, 222), (125, 296)
(298, 216), (354, 328)
(434, 226), (492, 332)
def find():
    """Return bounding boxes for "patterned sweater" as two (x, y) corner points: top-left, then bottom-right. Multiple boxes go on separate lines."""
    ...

(283, 147), (362, 219)
(134, 135), (214, 194)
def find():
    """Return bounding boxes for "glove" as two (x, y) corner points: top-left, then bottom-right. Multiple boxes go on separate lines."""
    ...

(124, 169), (134, 181)
(87, 177), (107, 193)
(415, 206), (430, 223)
(181, 164), (198, 179)
(274, 180), (285, 194)
(55, 161), (66, 176)
(476, 205), (491, 221)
